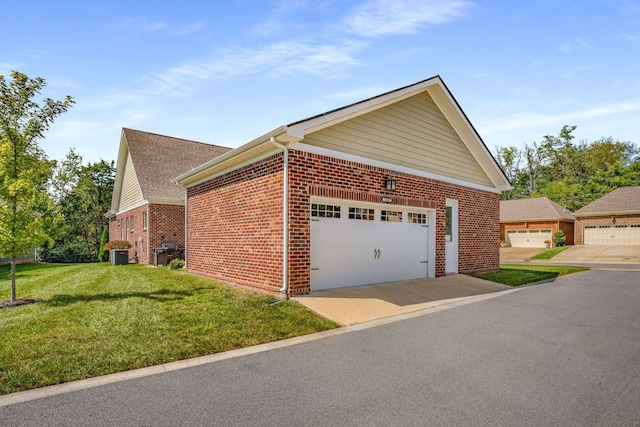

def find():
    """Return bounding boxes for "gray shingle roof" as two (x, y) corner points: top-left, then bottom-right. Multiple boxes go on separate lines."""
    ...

(573, 186), (640, 216)
(124, 128), (232, 200)
(500, 197), (574, 222)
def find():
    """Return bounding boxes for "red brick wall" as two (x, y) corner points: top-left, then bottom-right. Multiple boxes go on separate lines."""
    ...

(574, 215), (640, 244)
(186, 149), (501, 295)
(109, 203), (185, 263)
(187, 155), (284, 292)
(109, 204), (148, 262)
(501, 221), (575, 247)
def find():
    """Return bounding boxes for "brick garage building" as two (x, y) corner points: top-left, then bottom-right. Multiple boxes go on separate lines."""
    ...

(107, 128), (230, 263)
(500, 197), (575, 247)
(176, 76), (511, 295)
(573, 186), (640, 245)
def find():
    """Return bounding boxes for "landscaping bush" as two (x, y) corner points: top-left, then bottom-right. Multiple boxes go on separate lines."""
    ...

(169, 259), (185, 270)
(98, 226), (109, 262)
(554, 230), (566, 247)
(103, 240), (132, 250)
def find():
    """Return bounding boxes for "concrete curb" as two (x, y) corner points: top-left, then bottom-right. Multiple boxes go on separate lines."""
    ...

(0, 286), (520, 408)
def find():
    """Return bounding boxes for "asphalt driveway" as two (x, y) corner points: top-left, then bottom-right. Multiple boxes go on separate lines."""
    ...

(2, 269), (639, 426)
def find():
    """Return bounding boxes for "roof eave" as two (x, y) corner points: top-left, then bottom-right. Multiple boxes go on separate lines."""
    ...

(575, 210), (640, 217)
(174, 126), (289, 187)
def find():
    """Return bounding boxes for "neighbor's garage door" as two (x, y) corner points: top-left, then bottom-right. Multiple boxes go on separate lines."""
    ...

(310, 199), (433, 291)
(584, 225), (640, 245)
(506, 229), (552, 248)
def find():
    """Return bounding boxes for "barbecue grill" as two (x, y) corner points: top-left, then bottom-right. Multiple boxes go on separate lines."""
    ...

(153, 242), (184, 266)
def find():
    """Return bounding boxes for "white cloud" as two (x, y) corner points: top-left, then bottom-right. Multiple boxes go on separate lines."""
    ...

(148, 40), (364, 94)
(170, 22), (206, 36)
(558, 37), (589, 53)
(344, 0), (471, 37)
(482, 100), (640, 133)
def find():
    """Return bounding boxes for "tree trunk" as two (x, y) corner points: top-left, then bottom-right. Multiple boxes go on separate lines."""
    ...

(11, 257), (17, 302)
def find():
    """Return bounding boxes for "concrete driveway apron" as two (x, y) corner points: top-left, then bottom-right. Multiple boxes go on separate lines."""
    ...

(294, 274), (511, 325)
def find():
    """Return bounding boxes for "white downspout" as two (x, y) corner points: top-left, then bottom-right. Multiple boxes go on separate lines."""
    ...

(270, 136), (289, 296)
(184, 189), (188, 269)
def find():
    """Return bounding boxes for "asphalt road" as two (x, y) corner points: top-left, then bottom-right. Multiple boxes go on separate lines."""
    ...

(2, 269), (640, 426)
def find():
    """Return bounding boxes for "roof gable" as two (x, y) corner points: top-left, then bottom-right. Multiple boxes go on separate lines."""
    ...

(574, 186), (640, 216)
(301, 91), (493, 187)
(110, 129), (232, 214)
(500, 197), (574, 222)
(175, 76), (511, 192)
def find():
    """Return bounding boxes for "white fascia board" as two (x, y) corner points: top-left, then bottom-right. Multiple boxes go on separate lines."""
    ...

(425, 84), (512, 191)
(147, 198), (185, 206)
(110, 130), (129, 213)
(174, 126), (288, 187)
(290, 142), (503, 195)
(177, 147), (284, 189)
(286, 78), (440, 139)
(113, 199), (149, 216)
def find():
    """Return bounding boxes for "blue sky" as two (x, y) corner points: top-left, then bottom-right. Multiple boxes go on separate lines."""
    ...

(2, 0), (639, 165)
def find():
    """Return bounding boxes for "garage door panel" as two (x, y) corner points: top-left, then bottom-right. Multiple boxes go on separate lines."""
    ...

(506, 229), (552, 248)
(584, 224), (640, 245)
(310, 199), (433, 291)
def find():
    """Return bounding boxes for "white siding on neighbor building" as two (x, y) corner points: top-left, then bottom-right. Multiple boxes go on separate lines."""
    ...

(302, 92), (493, 187)
(118, 152), (143, 211)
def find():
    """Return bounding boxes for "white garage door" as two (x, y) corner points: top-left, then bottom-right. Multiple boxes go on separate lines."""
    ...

(584, 225), (640, 245)
(506, 229), (552, 248)
(310, 199), (434, 291)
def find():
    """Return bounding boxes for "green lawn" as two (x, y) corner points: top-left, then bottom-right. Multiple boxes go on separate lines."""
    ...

(0, 263), (338, 395)
(471, 264), (589, 287)
(531, 246), (572, 260)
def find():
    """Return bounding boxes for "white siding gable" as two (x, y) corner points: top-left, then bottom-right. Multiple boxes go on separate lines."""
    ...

(301, 91), (493, 187)
(118, 151), (143, 211)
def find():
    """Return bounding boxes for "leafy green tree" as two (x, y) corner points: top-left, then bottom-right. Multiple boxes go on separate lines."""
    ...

(0, 71), (74, 301)
(50, 159), (115, 259)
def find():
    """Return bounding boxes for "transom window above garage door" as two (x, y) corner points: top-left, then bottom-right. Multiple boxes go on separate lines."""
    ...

(311, 203), (341, 218)
(348, 207), (374, 220)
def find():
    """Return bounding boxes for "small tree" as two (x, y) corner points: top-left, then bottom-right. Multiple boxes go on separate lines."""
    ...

(98, 226), (109, 262)
(0, 71), (74, 302)
(554, 230), (566, 247)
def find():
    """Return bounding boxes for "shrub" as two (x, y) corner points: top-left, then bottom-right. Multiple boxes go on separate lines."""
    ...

(553, 230), (566, 247)
(98, 226), (109, 262)
(169, 259), (185, 270)
(103, 240), (132, 250)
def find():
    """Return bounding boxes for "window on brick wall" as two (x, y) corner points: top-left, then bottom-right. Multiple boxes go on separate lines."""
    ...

(143, 212), (148, 230)
(130, 216), (134, 232)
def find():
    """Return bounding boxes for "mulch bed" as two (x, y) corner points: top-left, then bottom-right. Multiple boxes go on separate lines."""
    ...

(0, 299), (38, 309)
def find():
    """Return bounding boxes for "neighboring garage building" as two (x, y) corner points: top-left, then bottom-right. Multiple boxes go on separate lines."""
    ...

(107, 128), (231, 263)
(573, 186), (640, 245)
(175, 76), (512, 295)
(500, 197), (574, 247)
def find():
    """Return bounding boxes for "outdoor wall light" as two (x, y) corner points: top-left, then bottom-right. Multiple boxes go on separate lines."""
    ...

(382, 176), (397, 191)
(611, 216), (616, 223)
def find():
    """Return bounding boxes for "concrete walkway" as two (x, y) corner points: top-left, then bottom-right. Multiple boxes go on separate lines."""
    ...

(294, 275), (511, 325)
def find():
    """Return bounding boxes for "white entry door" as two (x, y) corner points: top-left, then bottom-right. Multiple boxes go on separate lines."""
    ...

(445, 199), (458, 274)
(310, 199), (434, 291)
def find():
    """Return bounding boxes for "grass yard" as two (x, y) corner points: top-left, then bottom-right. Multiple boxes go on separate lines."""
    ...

(531, 246), (572, 260)
(471, 264), (589, 287)
(0, 263), (338, 395)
